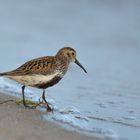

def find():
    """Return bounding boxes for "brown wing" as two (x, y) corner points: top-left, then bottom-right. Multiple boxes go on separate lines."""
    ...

(1, 56), (58, 76)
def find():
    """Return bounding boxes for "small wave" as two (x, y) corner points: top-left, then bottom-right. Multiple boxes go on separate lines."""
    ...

(44, 106), (119, 140)
(86, 115), (140, 129)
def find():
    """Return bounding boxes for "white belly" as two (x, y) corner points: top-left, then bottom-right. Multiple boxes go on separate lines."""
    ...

(6, 72), (63, 87)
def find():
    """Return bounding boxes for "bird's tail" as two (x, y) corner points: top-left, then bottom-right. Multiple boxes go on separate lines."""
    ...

(0, 73), (7, 76)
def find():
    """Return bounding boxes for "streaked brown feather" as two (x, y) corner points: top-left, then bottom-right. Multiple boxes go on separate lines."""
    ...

(0, 56), (60, 76)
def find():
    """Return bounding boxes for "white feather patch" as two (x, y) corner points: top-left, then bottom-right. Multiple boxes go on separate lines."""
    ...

(6, 71), (63, 86)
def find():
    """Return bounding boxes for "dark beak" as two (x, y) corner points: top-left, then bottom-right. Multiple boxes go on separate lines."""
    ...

(75, 59), (87, 73)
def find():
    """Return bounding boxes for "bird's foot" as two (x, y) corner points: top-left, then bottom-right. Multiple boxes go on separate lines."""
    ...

(46, 103), (54, 112)
(38, 97), (54, 112)
(15, 99), (54, 111)
(15, 100), (40, 109)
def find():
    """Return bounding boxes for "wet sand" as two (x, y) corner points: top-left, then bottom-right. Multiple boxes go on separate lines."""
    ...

(0, 92), (101, 140)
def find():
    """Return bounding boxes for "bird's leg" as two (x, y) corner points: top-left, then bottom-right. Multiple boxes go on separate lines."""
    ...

(22, 85), (27, 107)
(42, 89), (53, 111)
(38, 96), (43, 104)
(22, 85), (36, 109)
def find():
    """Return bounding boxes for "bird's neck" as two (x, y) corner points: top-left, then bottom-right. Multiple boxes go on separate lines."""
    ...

(55, 53), (70, 75)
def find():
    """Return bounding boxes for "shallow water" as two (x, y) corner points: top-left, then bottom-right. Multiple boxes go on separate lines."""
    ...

(0, 1), (140, 140)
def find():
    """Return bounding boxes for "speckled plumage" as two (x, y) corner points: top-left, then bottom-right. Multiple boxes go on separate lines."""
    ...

(0, 47), (87, 111)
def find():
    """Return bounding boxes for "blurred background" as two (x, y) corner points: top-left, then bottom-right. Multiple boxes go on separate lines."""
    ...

(0, 0), (139, 70)
(0, 0), (140, 140)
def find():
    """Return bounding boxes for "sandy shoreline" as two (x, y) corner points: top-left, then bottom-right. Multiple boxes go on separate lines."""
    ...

(0, 92), (101, 140)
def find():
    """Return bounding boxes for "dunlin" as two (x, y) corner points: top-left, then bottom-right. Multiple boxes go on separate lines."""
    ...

(0, 47), (87, 111)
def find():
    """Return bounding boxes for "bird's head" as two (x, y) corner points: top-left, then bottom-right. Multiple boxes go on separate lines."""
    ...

(56, 47), (87, 73)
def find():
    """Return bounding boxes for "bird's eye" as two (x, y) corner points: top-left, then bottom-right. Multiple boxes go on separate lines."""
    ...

(72, 52), (75, 56)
